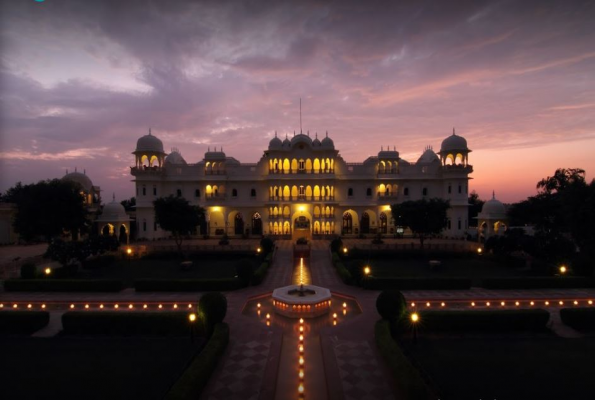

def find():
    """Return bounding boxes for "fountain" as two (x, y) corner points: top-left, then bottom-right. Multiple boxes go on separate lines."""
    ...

(272, 256), (332, 318)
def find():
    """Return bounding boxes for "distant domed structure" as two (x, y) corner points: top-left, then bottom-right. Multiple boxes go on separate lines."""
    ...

(312, 133), (321, 147)
(97, 195), (131, 244)
(291, 132), (313, 147)
(165, 148), (187, 165)
(133, 129), (167, 169)
(321, 132), (334, 149)
(417, 146), (440, 164)
(63, 170), (93, 192)
(438, 128), (471, 166)
(477, 192), (508, 242)
(136, 131), (164, 153)
(62, 168), (100, 207)
(269, 132), (283, 150)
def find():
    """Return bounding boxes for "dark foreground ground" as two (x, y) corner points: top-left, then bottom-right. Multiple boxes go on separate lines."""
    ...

(0, 336), (204, 400)
(403, 334), (595, 400)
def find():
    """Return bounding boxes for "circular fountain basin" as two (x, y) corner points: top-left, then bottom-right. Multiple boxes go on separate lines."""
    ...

(272, 284), (332, 318)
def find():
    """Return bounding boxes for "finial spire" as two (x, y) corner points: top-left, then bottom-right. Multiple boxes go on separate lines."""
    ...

(315, 132), (318, 139)
(300, 98), (302, 134)
(275, 130), (277, 138)
(66, 169), (68, 175)
(113, 193), (115, 202)
(453, 127), (455, 136)
(84, 169), (86, 175)
(75, 166), (77, 172)
(208, 146), (210, 152)
(149, 128), (152, 136)
(492, 190), (495, 199)
(381, 146), (383, 151)
(326, 131), (328, 138)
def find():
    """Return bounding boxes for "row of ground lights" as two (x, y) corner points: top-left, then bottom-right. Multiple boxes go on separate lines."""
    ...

(0, 303), (195, 310)
(298, 317), (305, 398)
(408, 300), (594, 308)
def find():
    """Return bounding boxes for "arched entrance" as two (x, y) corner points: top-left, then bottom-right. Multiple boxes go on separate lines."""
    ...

(361, 212), (370, 234)
(234, 213), (244, 235)
(252, 212), (262, 235)
(292, 209), (312, 240)
(379, 212), (388, 234)
(102, 224), (112, 236)
(343, 212), (353, 234)
(119, 225), (128, 244)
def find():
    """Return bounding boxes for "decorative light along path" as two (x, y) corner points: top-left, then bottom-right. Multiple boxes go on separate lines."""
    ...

(292, 257), (311, 285)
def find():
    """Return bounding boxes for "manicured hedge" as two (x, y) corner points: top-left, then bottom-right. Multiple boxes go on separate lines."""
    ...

(331, 252), (352, 284)
(375, 320), (433, 400)
(363, 277), (471, 290)
(135, 278), (240, 292)
(480, 277), (595, 289)
(560, 308), (595, 331)
(406, 309), (550, 332)
(165, 322), (230, 400)
(0, 311), (50, 334)
(61, 311), (202, 335)
(3, 279), (124, 292)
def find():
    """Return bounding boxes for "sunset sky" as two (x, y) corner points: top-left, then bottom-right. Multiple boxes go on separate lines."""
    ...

(1, 0), (594, 204)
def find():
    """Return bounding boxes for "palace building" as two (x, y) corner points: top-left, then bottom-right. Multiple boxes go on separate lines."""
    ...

(131, 129), (473, 240)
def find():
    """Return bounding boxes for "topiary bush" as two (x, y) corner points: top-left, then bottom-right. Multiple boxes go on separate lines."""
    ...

(20, 262), (37, 279)
(376, 290), (407, 322)
(199, 292), (227, 334)
(260, 237), (275, 255)
(330, 238), (343, 253)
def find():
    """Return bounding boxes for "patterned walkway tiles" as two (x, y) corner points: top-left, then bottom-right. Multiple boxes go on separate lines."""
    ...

(207, 338), (272, 400)
(333, 339), (393, 400)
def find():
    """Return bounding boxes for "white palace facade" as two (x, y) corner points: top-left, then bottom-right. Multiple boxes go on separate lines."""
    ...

(131, 129), (473, 240)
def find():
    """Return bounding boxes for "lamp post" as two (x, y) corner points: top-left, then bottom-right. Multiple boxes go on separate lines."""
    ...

(411, 312), (419, 345)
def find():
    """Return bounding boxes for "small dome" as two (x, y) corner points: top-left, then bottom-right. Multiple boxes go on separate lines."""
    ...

(63, 171), (93, 192)
(98, 196), (129, 222)
(312, 137), (321, 147)
(165, 149), (186, 165)
(441, 129), (468, 152)
(282, 136), (291, 147)
(480, 192), (506, 217)
(269, 133), (283, 150)
(417, 147), (439, 164)
(290, 132), (313, 146)
(136, 130), (164, 153)
(321, 132), (334, 149)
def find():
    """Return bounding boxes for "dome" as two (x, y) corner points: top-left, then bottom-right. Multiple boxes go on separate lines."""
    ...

(440, 129), (468, 152)
(269, 133), (283, 150)
(417, 147), (439, 164)
(312, 136), (321, 147)
(321, 132), (334, 149)
(480, 192), (506, 217)
(282, 136), (291, 147)
(63, 171), (93, 192)
(135, 130), (164, 153)
(165, 150), (186, 165)
(290, 132), (313, 146)
(98, 196), (129, 222)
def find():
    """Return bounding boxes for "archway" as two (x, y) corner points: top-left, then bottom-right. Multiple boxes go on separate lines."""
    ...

(234, 213), (244, 235)
(361, 212), (370, 234)
(102, 224), (112, 236)
(252, 212), (263, 235)
(379, 212), (388, 234)
(119, 225), (128, 244)
(209, 210), (225, 235)
(342, 212), (353, 234)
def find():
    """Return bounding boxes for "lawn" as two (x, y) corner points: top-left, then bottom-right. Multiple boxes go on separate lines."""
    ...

(401, 335), (595, 400)
(0, 336), (204, 400)
(349, 256), (534, 285)
(77, 254), (254, 287)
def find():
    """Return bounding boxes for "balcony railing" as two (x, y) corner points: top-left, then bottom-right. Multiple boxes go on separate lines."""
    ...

(268, 195), (335, 202)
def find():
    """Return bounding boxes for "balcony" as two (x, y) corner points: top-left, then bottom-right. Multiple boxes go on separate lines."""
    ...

(205, 194), (226, 201)
(268, 195), (335, 202)
(131, 166), (165, 176)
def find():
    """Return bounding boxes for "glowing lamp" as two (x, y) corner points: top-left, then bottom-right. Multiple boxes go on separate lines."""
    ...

(257, 303), (261, 308)
(486, 302), (490, 307)
(298, 383), (304, 394)
(41, 304), (46, 309)
(343, 302), (347, 308)
(530, 301), (534, 306)
(84, 304), (89, 309)
(143, 304), (148, 309)
(441, 302), (445, 307)
(364, 266), (371, 276)
(114, 304), (119, 309)
(343, 247), (348, 254)
(333, 313), (337, 319)
(299, 370), (304, 379)
(129, 304), (133, 309)
(426, 302), (430, 307)
(173, 304), (178, 309)
(189, 313), (197, 322)
(574, 301), (578, 305)
(27, 304), (32, 309)
(257, 247), (262, 253)
(589, 300), (593, 305)
(266, 313), (270, 319)
(471, 302), (475, 307)
(13, 304), (17, 308)
(560, 265), (567, 274)
(515, 301), (520, 306)
(411, 302), (415, 307)
(299, 318), (304, 324)
(501, 302), (505, 306)
(126, 248), (132, 255)
(411, 312), (419, 323)
(187, 304), (192, 308)
(70, 304), (75, 309)
(545, 301), (550, 306)
(100, 304), (104, 309)
(44, 268), (51, 275)
(477, 248), (482, 254)
(299, 357), (304, 366)
(559, 301), (564, 306)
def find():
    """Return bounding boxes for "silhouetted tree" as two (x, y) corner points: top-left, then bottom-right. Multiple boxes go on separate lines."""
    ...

(120, 197), (136, 212)
(468, 191), (485, 228)
(391, 198), (450, 248)
(153, 195), (205, 256)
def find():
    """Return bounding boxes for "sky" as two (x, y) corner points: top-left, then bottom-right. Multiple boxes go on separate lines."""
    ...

(1, 0), (594, 204)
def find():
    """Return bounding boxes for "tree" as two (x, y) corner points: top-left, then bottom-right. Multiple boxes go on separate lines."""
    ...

(153, 195), (205, 255)
(468, 191), (485, 228)
(391, 198), (450, 248)
(120, 197), (136, 212)
(2, 180), (89, 242)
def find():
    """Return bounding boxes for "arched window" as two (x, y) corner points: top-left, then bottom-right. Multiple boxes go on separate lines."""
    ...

(176, 189), (182, 197)
(404, 187), (409, 196)
(153, 186), (157, 196)
(232, 188), (238, 197)
(250, 188), (256, 197)
(343, 212), (353, 234)
(366, 188), (372, 197)
(422, 188), (428, 196)
(195, 189), (200, 198)
(142, 185), (146, 196)
(448, 184), (452, 194)
(252, 213), (262, 235)
(348, 188), (353, 197)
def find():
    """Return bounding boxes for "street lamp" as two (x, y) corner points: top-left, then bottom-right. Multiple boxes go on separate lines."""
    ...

(364, 266), (371, 276)
(559, 265), (567, 275)
(343, 247), (348, 254)
(411, 312), (419, 344)
(44, 267), (51, 276)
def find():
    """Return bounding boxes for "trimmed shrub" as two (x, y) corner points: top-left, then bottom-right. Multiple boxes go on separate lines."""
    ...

(199, 292), (227, 333)
(481, 277), (595, 289)
(330, 238), (343, 253)
(406, 309), (550, 332)
(134, 278), (240, 292)
(560, 308), (595, 331)
(0, 311), (50, 334)
(165, 322), (229, 400)
(20, 262), (37, 279)
(260, 237), (275, 256)
(334, 261), (352, 284)
(376, 290), (407, 322)
(364, 277), (471, 290)
(61, 311), (198, 335)
(235, 259), (255, 286)
(375, 320), (433, 400)
(4, 279), (123, 292)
